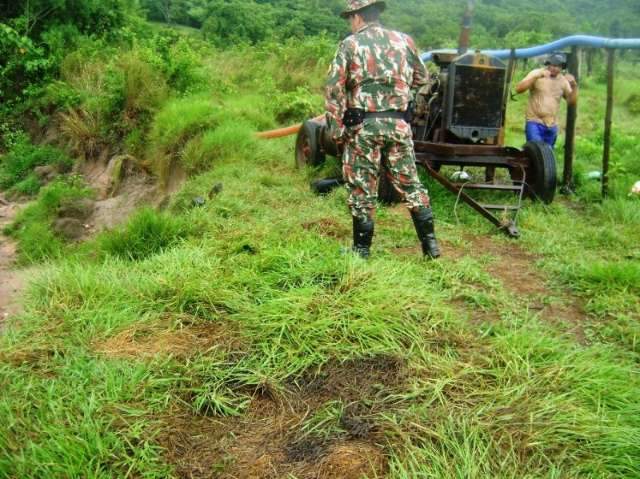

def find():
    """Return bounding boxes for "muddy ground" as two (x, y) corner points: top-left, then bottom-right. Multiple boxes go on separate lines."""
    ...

(0, 196), (25, 330)
(0, 157), (161, 332)
(159, 356), (400, 479)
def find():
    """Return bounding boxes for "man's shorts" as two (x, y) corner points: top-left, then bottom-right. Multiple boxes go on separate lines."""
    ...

(525, 121), (559, 147)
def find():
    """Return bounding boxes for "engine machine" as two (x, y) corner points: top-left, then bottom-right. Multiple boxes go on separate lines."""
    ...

(295, 49), (557, 238)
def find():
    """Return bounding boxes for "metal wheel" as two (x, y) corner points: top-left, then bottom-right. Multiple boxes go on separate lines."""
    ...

(295, 120), (326, 168)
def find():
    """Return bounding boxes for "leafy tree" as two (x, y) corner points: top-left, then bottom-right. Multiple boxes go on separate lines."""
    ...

(0, 23), (50, 103)
(201, 0), (275, 45)
(141, 0), (640, 48)
(0, 0), (141, 113)
(140, 0), (206, 27)
(0, 0), (139, 38)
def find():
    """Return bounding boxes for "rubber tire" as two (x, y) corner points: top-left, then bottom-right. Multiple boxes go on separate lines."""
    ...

(522, 141), (557, 204)
(295, 120), (326, 168)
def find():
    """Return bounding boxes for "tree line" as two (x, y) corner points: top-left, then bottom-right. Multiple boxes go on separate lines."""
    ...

(1, 0), (638, 115)
(138, 0), (640, 48)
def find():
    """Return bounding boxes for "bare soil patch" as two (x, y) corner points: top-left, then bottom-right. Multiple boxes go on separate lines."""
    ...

(161, 400), (386, 479)
(0, 196), (26, 330)
(455, 235), (588, 341)
(294, 356), (406, 407)
(391, 239), (465, 260)
(382, 201), (587, 340)
(302, 218), (349, 240)
(84, 158), (159, 233)
(94, 317), (241, 360)
(471, 236), (549, 296)
(159, 356), (402, 478)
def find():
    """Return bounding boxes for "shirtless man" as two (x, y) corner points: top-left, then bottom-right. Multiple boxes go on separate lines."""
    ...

(515, 53), (578, 146)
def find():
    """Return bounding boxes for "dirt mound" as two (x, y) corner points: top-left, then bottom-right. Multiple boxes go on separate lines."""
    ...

(82, 155), (161, 232)
(160, 398), (387, 479)
(159, 356), (401, 478)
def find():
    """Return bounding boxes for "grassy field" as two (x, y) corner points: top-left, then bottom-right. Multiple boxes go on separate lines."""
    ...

(0, 34), (639, 478)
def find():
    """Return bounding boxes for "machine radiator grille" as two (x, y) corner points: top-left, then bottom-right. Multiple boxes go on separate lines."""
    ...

(451, 65), (505, 128)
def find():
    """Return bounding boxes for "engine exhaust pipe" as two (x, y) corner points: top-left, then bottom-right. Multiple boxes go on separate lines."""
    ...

(458, 0), (475, 55)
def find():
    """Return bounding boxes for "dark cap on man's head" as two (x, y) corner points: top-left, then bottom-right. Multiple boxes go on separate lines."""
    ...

(545, 53), (567, 68)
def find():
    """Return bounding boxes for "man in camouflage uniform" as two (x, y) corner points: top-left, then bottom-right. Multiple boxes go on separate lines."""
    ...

(325, 0), (441, 259)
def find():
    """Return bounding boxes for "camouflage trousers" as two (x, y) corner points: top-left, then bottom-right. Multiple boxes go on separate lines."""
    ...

(342, 120), (431, 221)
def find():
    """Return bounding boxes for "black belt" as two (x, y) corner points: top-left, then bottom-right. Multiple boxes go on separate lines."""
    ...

(364, 111), (405, 120)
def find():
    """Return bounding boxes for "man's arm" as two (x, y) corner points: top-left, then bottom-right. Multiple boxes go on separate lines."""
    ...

(325, 41), (350, 142)
(564, 73), (578, 106)
(515, 68), (547, 94)
(406, 35), (429, 93)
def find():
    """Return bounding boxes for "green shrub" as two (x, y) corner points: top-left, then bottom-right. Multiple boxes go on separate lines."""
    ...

(12, 173), (42, 196)
(162, 36), (208, 93)
(60, 41), (113, 98)
(625, 94), (640, 115)
(7, 177), (93, 263)
(0, 139), (73, 194)
(59, 107), (105, 161)
(0, 121), (25, 151)
(181, 120), (256, 174)
(218, 94), (277, 131)
(3, 0), (136, 39)
(147, 95), (223, 183)
(12, 222), (66, 264)
(274, 87), (321, 124)
(97, 208), (192, 261)
(41, 80), (83, 111)
(0, 24), (52, 108)
(39, 24), (83, 67)
(56, 41), (170, 157)
(201, 1), (275, 46)
(149, 95), (221, 152)
(103, 50), (168, 122)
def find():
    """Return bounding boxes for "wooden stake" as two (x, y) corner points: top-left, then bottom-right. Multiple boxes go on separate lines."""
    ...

(602, 49), (615, 198)
(563, 46), (580, 192)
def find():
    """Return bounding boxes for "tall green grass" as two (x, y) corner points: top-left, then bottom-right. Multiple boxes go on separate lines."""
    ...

(1, 34), (639, 479)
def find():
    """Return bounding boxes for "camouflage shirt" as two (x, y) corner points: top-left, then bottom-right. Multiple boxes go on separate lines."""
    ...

(325, 22), (429, 139)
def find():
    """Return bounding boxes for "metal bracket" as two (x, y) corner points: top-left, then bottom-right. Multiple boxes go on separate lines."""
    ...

(424, 164), (523, 238)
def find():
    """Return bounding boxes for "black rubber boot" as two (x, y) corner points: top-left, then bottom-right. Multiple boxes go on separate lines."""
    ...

(411, 208), (441, 259)
(352, 216), (374, 259)
(311, 178), (344, 195)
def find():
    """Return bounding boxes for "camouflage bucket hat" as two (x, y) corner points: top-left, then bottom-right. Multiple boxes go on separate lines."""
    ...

(340, 0), (386, 18)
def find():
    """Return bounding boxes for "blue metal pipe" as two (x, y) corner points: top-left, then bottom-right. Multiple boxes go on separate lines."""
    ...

(421, 35), (640, 62)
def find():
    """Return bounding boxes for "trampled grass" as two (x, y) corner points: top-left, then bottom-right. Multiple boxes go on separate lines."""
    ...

(1, 39), (639, 478)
